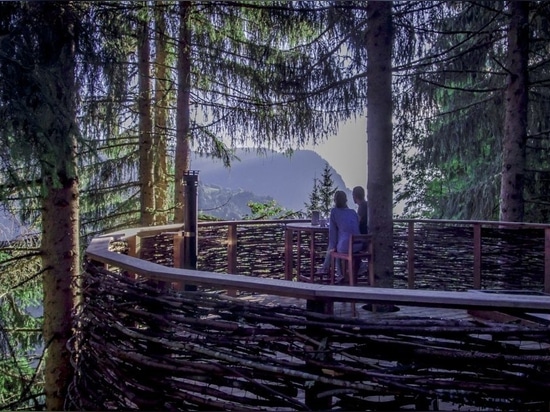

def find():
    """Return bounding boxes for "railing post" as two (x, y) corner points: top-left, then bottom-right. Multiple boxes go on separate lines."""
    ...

(473, 223), (482, 289)
(407, 221), (415, 289)
(173, 231), (185, 291)
(126, 234), (139, 280)
(284, 226), (293, 281)
(545, 228), (550, 294)
(127, 234), (139, 259)
(227, 223), (238, 296)
(227, 223), (238, 274)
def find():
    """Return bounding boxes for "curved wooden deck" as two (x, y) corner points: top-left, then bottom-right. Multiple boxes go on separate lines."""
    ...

(73, 220), (550, 411)
(87, 222), (550, 314)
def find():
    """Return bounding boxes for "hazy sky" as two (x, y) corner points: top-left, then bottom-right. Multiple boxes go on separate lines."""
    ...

(306, 117), (367, 191)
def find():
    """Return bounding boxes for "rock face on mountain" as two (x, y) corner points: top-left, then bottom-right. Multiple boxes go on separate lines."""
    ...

(191, 149), (350, 215)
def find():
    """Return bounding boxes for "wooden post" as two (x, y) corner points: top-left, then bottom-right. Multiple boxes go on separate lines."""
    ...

(284, 227), (294, 281)
(227, 223), (237, 274)
(296, 230), (303, 280)
(473, 223), (482, 289)
(309, 230), (316, 281)
(227, 223), (238, 296)
(127, 234), (139, 258)
(407, 221), (415, 289)
(368, 239), (375, 287)
(545, 228), (550, 294)
(173, 232), (185, 290)
(125, 234), (139, 280)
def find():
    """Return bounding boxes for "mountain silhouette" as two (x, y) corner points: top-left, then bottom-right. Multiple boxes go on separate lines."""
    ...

(1, 149), (351, 241)
(191, 149), (351, 213)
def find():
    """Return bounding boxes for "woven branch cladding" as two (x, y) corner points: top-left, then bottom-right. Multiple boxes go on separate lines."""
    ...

(138, 222), (546, 291)
(68, 264), (550, 411)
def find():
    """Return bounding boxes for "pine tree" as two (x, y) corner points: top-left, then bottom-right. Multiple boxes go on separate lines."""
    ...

(393, 1), (550, 222)
(500, 1), (529, 222)
(0, 2), (134, 407)
(0, 3), (80, 408)
(153, 1), (170, 225)
(304, 177), (321, 216)
(137, 3), (155, 226)
(318, 163), (338, 217)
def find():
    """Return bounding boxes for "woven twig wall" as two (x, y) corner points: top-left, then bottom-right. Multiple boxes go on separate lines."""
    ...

(134, 222), (545, 291)
(68, 263), (550, 411)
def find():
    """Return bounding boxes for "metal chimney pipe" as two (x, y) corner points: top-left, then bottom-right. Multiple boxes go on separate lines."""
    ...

(182, 170), (199, 270)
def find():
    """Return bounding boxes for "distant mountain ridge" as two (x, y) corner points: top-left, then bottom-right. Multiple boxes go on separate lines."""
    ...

(0, 150), (350, 240)
(191, 149), (351, 214)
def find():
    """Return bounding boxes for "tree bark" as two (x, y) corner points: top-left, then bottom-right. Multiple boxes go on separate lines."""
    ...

(38, 4), (80, 409)
(154, 2), (169, 225)
(174, 1), (192, 223)
(138, 3), (155, 226)
(367, 1), (394, 288)
(42, 177), (79, 411)
(500, 1), (529, 222)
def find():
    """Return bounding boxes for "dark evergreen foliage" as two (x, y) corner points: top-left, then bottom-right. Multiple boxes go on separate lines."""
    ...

(393, 1), (550, 222)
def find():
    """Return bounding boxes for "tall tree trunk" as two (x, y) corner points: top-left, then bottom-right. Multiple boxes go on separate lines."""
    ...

(138, 3), (155, 226)
(500, 1), (529, 222)
(39, 4), (80, 409)
(154, 2), (169, 225)
(42, 178), (79, 411)
(174, 1), (192, 223)
(367, 1), (394, 288)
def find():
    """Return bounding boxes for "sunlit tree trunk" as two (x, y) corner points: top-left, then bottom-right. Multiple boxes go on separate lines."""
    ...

(38, 4), (80, 409)
(138, 3), (155, 226)
(367, 1), (394, 288)
(154, 2), (169, 225)
(500, 1), (529, 222)
(174, 0), (192, 223)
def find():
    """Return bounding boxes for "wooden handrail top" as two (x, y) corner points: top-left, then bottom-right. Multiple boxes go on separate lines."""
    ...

(87, 234), (550, 313)
(103, 219), (550, 238)
(394, 218), (550, 229)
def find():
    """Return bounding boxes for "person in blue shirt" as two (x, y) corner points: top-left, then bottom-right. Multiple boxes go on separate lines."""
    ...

(316, 190), (360, 283)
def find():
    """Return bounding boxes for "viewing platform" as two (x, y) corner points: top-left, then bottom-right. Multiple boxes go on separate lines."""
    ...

(70, 219), (550, 411)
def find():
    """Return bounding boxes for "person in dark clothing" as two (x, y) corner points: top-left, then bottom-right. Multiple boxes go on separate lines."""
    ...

(352, 185), (371, 280)
(352, 186), (368, 234)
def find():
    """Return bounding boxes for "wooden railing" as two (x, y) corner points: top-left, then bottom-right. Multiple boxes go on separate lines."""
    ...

(394, 219), (550, 293)
(72, 261), (550, 411)
(85, 218), (550, 312)
(114, 218), (550, 293)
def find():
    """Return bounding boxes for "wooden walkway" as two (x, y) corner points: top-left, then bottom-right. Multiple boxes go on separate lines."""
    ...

(240, 290), (550, 330)
(240, 292), (476, 322)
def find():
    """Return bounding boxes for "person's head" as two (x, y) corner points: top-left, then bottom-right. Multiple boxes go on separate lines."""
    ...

(352, 186), (365, 204)
(334, 190), (347, 208)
